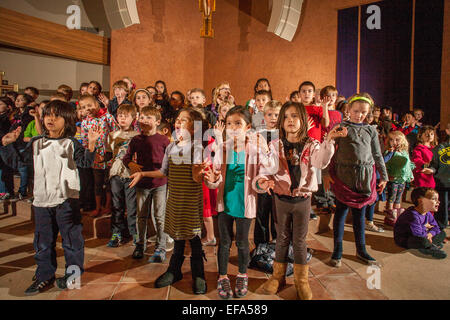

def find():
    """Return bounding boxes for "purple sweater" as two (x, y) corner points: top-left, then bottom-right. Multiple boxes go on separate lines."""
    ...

(394, 206), (441, 248)
(122, 133), (169, 189)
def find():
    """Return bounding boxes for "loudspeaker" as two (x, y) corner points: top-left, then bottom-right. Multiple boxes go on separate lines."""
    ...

(267, 0), (303, 41)
(102, 0), (140, 30)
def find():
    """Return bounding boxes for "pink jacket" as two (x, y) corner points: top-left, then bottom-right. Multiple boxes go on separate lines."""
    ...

(204, 133), (273, 219)
(412, 144), (435, 188)
(253, 138), (335, 197)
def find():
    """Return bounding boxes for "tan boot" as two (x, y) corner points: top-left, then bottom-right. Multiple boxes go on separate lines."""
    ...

(257, 261), (287, 295)
(293, 264), (312, 300)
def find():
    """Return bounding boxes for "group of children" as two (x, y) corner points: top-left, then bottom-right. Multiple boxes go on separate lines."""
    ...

(0, 77), (448, 299)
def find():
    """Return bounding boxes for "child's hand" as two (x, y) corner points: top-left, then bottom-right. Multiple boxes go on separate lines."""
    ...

(128, 161), (143, 174)
(377, 180), (387, 193)
(323, 175), (335, 192)
(257, 178), (275, 194)
(425, 223), (433, 230)
(427, 232), (433, 243)
(214, 121), (225, 136)
(129, 172), (143, 188)
(204, 167), (221, 183)
(1, 127), (21, 146)
(327, 126), (348, 140)
(421, 168), (433, 175)
(88, 126), (102, 143)
(98, 93), (110, 107)
(321, 95), (332, 109)
(95, 153), (104, 163)
(29, 106), (40, 118)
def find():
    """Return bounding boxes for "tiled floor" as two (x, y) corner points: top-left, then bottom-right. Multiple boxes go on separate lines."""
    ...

(0, 205), (390, 300)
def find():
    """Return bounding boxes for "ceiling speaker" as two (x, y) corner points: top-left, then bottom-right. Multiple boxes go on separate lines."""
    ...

(103, 0), (140, 30)
(267, 0), (303, 41)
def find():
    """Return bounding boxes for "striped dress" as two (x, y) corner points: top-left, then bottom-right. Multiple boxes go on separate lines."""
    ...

(163, 142), (204, 240)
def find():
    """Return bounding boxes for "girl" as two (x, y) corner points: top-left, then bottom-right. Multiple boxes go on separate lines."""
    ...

(204, 106), (270, 299)
(412, 125), (438, 188)
(154, 81), (174, 123)
(87, 81), (106, 109)
(0, 100), (100, 295)
(383, 131), (415, 226)
(255, 102), (342, 300)
(129, 108), (210, 295)
(328, 93), (388, 267)
(133, 88), (155, 113)
(79, 94), (119, 217)
(246, 78), (272, 114)
(155, 80), (169, 102)
(122, 76), (136, 93)
(0, 97), (13, 201)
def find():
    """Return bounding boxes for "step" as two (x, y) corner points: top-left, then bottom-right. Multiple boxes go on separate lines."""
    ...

(0, 198), (34, 221)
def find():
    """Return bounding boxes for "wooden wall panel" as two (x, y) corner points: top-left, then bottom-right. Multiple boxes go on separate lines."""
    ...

(0, 7), (110, 65)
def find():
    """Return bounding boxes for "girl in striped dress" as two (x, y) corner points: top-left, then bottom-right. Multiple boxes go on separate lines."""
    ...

(129, 108), (210, 294)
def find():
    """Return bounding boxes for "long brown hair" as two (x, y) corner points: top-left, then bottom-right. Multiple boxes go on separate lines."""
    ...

(277, 101), (309, 143)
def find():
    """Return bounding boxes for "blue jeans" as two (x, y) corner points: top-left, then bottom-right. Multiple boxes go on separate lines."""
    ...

(332, 200), (368, 260)
(18, 165), (29, 196)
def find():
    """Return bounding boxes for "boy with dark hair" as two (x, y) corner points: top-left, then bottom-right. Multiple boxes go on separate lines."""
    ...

(123, 106), (170, 262)
(251, 90), (272, 131)
(106, 104), (140, 247)
(394, 187), (446, 259)
(24, 87), (39, 104)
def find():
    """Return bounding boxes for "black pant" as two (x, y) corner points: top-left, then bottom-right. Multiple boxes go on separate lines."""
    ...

(110, 176), (137, 237)
(93, 168), (111, 196)
(218, 212), (251, 275)
(314, 183), (336, 208)
(435, 188), (449, 229)
(78, 167), (95, 211)
(254, 192), (277, 246)
(33, 199), (84, 282)
(170, 236), (203, 278)
(406, 231), (447, 249)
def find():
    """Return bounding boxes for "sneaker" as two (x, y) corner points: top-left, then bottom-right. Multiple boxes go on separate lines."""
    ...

(418, 246), (447, 259)
(56, 273), (78, 290)
(25, 197), (34, 204)
(132, 244), (145, 259)
(18, 193), (27, 201)
(356, 252), (378, 265)
(202, 237), (217, 246)
(310, 213), (318, 220)
(148, 248), (166, 263)
(24, 277), (55, 295)
(132, 234), (138, 246)
(0, 193), (11, 202)
(147, 235), (157, 243)
(329, 258), (341, 268)
(217, 278), (233, 300)
(107, 233), (122, 248)
(165, 240), (174, 252)
(365, 222), (385, 233)
(306, 247), (313, 262)
(234, 274), (249, 298)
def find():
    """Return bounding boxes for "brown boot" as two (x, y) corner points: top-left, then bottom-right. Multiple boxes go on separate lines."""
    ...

(293, 264), (312, 300)
(257, 261), (287, 295)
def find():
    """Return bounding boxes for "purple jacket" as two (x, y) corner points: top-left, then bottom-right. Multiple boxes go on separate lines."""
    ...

(394, 206), (441, 248)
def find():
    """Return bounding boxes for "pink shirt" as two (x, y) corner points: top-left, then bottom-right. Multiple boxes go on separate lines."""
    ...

(412, 144), (435, 188)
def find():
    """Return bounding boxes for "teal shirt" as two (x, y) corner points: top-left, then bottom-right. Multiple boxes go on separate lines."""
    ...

(223, 150), (246, 218)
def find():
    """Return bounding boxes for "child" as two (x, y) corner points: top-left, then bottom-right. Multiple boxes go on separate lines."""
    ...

(217, 102), (232, 126)
(87, 81), (105, 109)
(79, 82), (89, 96)
(394, 187), (446, 259)
(129, 108), (210, 294)
(430, 124), (449, 229)
(413, 108), (425, 127)
(190, 88), (207, 108)
(255, 102), (342, 300)
(382, 131), (415, 226)
(122, 76), (136, 93)
(205, 106), (269, 299)
(80, 94), (119, 217)
(253, 100), (281, 248)
(328, 93), (388, 267)
(251, 90), (272, 131)
(246, 78), (272, 114)
(157, 121), (173, 142)
(0, 100), (100, 294)
(99, 80), (132, 119)
(24, 87), (39, 106)
(105, 104), (140, 247)
(412, 125), (438, 188)
(23, 101), (47, 143)
(0, 97), (13, 201)
(133, 88), (155, 114)
(57, 85), (74, 102)
(123, 106), (170, 261)
(170, 91), (185, 111)
(289, 91), (301, 103)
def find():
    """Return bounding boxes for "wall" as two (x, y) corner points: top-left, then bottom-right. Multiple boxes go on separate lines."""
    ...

(110, 0), (448, 126)
(0, 0), (110, 99)
(110, 0), (205, 96)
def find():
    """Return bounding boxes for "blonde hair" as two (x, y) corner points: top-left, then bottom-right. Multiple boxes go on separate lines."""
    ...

(213, 82), (231, 105)
(386, 131), (409, 152)
(113, 80), (130, 93)
(263, 100), (282, 114)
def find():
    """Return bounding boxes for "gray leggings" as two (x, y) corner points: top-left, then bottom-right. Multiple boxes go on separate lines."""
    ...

(274, 195), (311, 265)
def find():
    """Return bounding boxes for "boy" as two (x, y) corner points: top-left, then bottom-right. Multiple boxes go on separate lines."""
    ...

(57, 84), (74, 102)
(413, 108), (425, 127)
(394, 187), (446, 259)
(251, 90), (272, 131)
(190, 88), (207, 108)
(100, 80), (132, 119)
(106, 104), (140, 247)
(24, 87), (39, 106)
(191, 88), (217, 127)
(254, 100), (281, 247)
(123, 106), (170, 262)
